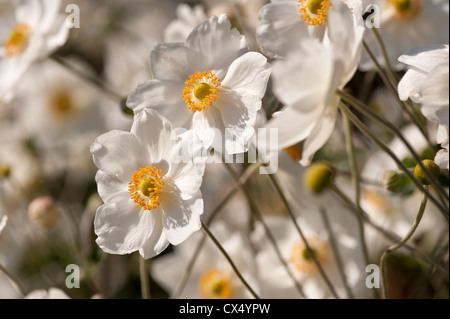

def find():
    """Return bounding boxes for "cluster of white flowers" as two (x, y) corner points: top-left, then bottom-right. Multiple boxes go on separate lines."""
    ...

(0, 0), (448, 301)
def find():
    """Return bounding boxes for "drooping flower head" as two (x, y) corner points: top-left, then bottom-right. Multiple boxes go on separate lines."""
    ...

(90, 109), (205, 258)
(256, 0), (363, 58)
(127, 14), (271, 156)
(264, 0), (365, 165)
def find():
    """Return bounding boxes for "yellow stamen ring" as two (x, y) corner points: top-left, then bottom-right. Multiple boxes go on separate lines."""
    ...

(183, 71), (221, 112)
(289, 239), (328, 273)
(388, 0), (421, 20)
(298, 0), (331, 27)
(199, 269), (232, 299)
(128, 166), (164, 211)
(4, 23), (31, 57)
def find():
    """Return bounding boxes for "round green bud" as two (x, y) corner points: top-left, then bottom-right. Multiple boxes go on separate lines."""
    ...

(414, 159), (441, 186)
(303, 162), (335, 194)
(382, 170), (414, 195)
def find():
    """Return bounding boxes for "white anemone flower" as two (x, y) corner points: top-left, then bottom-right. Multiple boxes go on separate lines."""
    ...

(126, 14), (271, 155)
(264, 0), (364, 166)
(251, 215), (369, 299)
(151, 221), (260, 299)
(359, 0), (449, 71)
(90, 109), (205, 259)
(398, 44), (449, 169)
(256, 0), (363, 59)
(0, 0), (69, 102)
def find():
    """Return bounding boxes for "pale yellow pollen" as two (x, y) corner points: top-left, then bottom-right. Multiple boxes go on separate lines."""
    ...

(183, 71), (221, 112)
(199, 269), (232, 299)
(128, 166), (164, 211)
(298, 0), (331, 27)
(289, 238), (328, 274)
(4, 23), (31, 57)
(387, 0), (421, 20)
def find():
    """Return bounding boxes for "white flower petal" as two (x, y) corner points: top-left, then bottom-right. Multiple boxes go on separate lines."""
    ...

(94, 191), (155, 255)
(131, 108), (177, 163)
(435, 149), (449, 170)
(221, 51), (271, 99)
(186, 14), (248, 73)
(192, 106), (225, 151)
(300, 100), (338, 166)
(90, 130), (148, 181)
(95, 170), (127, 201)
(161, 190), (203, 246)
(126, 80), (191, 128)
(419, 62), (449, 126)
(271, 38), (333, 106)
(150, 42), (191, 81)
(264, 93), (324, 150)
(168, 161), (205, 200)
(397, 69), (427, 102)
(398, 44), (449, 73)
(139, 210), (170, 259)
(14, 0), (42, 28)
(256, 2), (309, 58)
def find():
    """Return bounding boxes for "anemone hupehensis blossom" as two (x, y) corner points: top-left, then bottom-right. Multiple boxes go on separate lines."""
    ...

(264, 0), (365, 166)
(90, 109), (205, 258)
(126, 14), (271, 155)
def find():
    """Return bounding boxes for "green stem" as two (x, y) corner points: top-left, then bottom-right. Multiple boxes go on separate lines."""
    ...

(330, 183), (448, 277)
(338, 90), (447, 205)
(201, 221), (260, 299)
(380, 186), (429, 299)
(337, 102), (448, 219)
(171, 163), (261, 299)
(370, 28), (399, 85)
(267, 173), (340, 299)
(319, 207), (354, 299)
(362, 41), (430, 141)
(221, 161), (307, 298)
(139, 255), (151, 299)
(342, 108), (371, 266)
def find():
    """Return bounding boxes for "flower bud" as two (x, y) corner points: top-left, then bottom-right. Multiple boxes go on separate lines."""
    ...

(28, 196), (59, 229)
(382, 170), (414, 195)
(414, 159), (441, 186)
(303, 161), (335, 194)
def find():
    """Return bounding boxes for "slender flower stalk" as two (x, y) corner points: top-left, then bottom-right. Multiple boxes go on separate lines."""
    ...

(221, 160), (307, 298)
(341, 109), (372, 287)
(329, 183), (448, 276)
(362, 41), (429, 140)
(139, 256), (151, 299)
(267, 173), (340, 299)
(201, 221), (260, 299)
(337, 89), (447, 204)
(380, 186), (430, 299)
(337, 102), (449, 218)
(319, 207), (354, 299)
